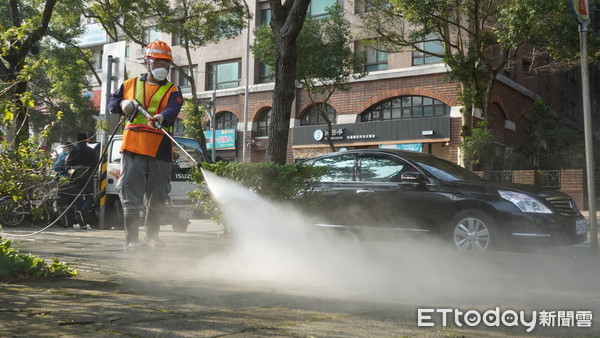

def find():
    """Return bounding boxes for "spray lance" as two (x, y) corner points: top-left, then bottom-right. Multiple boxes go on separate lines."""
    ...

(130, 99), (198, 165)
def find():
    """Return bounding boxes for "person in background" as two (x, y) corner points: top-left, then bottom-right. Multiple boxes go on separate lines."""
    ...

(52, 143), (71, 177)
(108, 40), (183, 249)
(66, 133), (98, 229)
(54, 142), (76, 228)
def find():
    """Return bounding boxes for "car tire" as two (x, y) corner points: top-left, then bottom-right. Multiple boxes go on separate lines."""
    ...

(448, 210), (499, 252)
(88, 212), (99, 229)
(171, 222), (189, 233)
(217, 222), (233, 239)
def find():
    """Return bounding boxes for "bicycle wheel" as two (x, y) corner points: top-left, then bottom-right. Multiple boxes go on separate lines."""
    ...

(0, 196), (27, 227)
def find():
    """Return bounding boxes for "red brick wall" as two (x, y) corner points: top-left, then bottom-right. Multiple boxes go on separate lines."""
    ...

(561, 169), (585, 210)
(449, 117), (462, 163)
(489, 80), (533, 147)
(293, 73), (461, 120)
(212, 73), (465, 163)
(235, 74), (463, 120)
(513, 170), (535, 185)
(210, 73), (537, 164)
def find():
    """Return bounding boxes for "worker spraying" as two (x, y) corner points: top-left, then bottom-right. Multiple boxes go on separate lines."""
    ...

(108, 40), (183, 250)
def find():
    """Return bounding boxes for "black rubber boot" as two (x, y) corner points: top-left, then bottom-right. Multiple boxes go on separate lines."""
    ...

(145, 208), (165, 248)
(124, 209), (142, 246)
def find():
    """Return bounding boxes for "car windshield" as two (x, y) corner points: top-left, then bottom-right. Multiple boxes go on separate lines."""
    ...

(401, 151), (485, 182)
(174, 138), (206, 168)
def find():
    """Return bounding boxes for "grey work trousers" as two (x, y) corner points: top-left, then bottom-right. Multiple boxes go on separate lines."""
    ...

(117, 152), (172, 240)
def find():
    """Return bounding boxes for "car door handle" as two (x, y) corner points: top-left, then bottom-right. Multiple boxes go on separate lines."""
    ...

(356, 189), (374, 194)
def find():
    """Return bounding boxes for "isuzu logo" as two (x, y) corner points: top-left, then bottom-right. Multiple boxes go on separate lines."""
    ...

(175, 173), (191, 180)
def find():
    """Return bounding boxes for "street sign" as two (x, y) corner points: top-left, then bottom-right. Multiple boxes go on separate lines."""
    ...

(571, 0), (590, 25)
(98, 41), (126, 127)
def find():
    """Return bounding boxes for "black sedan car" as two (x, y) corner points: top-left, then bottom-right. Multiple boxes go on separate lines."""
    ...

(300, 149), (588, 252)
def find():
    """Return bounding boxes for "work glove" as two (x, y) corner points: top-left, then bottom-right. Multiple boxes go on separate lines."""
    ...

(120, 100), (136, 116)
(148, 114), (165, 129)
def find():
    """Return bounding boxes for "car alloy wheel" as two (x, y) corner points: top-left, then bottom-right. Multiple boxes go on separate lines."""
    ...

(450, 210), (494, 252)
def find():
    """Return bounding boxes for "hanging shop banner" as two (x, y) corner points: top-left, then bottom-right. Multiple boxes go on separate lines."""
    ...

(205, 129), (236, 149)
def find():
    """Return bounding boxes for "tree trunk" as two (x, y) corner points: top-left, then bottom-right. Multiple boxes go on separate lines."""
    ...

(10, 81), (31, 146)
(183, 39), (210, 161)
(482, 157), (494, 180)
(266, 0), (311, 164)
(481, 72), (498, 178)
(459, 83), (473, 168)
(2, 0), (58, 148)
(267, 43), (297, 164)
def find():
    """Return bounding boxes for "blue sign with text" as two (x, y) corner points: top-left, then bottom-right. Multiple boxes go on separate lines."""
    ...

(205, 129), (236, 149)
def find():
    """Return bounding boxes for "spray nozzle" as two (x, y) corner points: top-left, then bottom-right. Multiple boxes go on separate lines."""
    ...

(127, 108), (138, 123)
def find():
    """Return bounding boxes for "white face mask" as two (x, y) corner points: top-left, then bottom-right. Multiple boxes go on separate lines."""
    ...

(151, 67), (169, 81)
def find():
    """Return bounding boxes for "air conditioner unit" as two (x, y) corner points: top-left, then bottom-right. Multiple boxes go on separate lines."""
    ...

(504, 120), (516, 131)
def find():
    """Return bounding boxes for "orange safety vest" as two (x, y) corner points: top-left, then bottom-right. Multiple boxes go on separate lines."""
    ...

(121, 77), (177, 158)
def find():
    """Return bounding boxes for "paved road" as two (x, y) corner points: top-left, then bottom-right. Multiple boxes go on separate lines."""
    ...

(1, 220), (600, 337)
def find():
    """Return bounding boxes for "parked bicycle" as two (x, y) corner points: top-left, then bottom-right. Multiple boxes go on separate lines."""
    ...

(0, 177), (68, 228)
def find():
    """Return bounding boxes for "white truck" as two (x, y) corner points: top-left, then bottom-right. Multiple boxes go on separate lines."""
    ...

(99, 135), (209, 232)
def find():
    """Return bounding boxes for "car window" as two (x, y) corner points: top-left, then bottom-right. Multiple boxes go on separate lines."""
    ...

(312, 154), (355, 182)
(111, 140), (122, 163)
(410, 155), (485, 182)
(173, 138), (205, 168)
(358, 155), (412, 182)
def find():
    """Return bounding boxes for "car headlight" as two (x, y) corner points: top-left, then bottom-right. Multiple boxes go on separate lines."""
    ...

(499, 190), (553, 214)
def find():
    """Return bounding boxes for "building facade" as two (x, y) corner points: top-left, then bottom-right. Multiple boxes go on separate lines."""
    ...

(82, 0), (594, 166)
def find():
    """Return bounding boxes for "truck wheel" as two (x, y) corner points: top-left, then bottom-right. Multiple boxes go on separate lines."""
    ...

(87, 208), (99, 229)
(172, 222), (189, 233)
(113, 199), (124, 230)
(104, 199), (124, 230)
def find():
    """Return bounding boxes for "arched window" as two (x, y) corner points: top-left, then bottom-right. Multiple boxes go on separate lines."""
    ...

(216, 111), (238, 130)
(361, 96), (450, 122)
(257, 108), (271, 137)
(301, 103), (337, 126)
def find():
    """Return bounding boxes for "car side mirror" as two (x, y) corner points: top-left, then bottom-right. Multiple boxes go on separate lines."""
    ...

(400, 171), (426, 182)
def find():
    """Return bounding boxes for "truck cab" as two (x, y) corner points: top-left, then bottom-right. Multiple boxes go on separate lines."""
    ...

(101, 135), (209, 232)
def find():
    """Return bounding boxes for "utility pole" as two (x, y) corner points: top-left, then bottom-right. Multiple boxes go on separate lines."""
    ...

(242, 0), (251, 162)
(211, 69), (217, 163)
(571, 0), (597, 254)
(98, 41), (125, 230)
(98, 55), (115, 230)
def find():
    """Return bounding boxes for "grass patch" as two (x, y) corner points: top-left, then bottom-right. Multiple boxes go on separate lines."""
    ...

(0, 238), (77, 283)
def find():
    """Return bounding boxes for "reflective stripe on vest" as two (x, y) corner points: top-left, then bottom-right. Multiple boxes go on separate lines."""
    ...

(125, 78), (174, 133)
